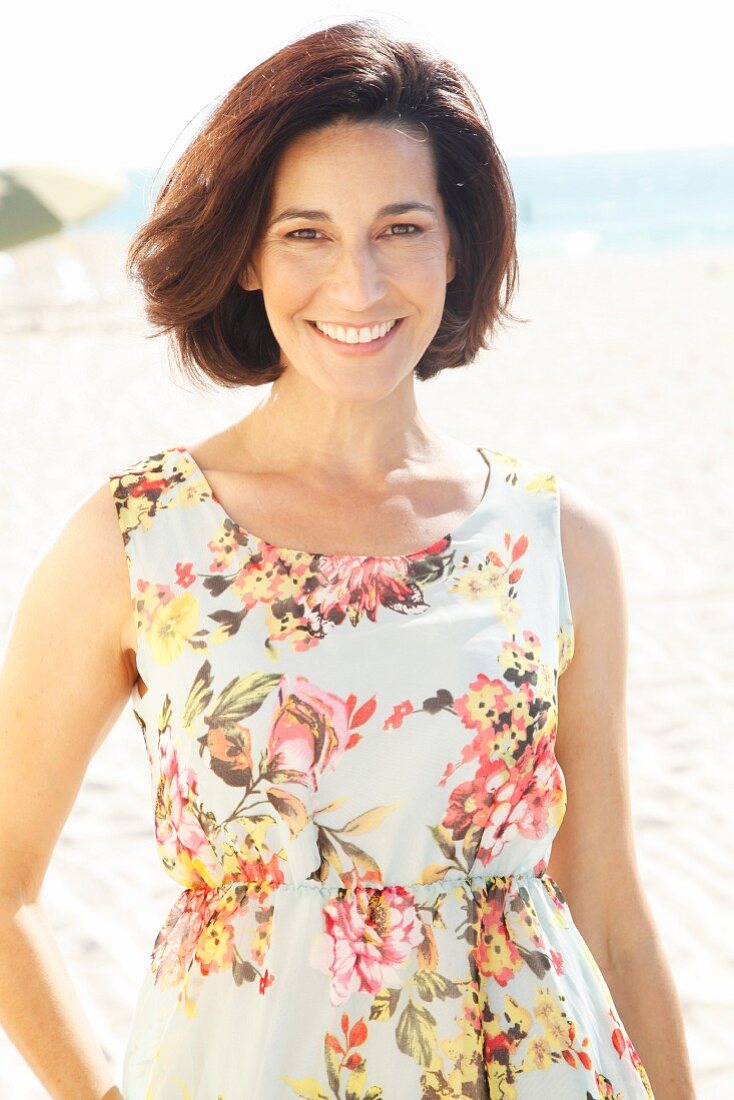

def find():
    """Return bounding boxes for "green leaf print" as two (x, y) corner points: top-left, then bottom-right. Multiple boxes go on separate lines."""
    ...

(310, 829), (345, 882)
(340, 804), (400, 836)
(337, 839), (382, 879)
(323, 1033), (341, 1096)
(266, 787), (309, 837)
(369, 987), (401, 1022)
(344, 1061), (366, 1100)
(428, 823), (457, 861)
(209, 670), (282, 725)
(461, 822), (484, 865)
(157, 693), (173, 736)
(395, 998), (437, 1068)
(279, 1079), (330, 1100)
(182, 659), (215, 729)
(231, 954), (258, 985)
(413, 969), (462, 1003)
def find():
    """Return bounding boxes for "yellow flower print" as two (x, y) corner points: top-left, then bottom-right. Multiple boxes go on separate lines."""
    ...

(534, 661), (556, 702)
(534, 987), (562, 1026)
(207, 519), (248, 574)
(522, 1032), (554, 1071)
(494, 589), (521, 625)
(233, 557), (304, 606)
(220, 819), (273, 872)
(525, 471), (557, 493)
(532, 986), (573, 1051)
(448, 565), (502, 602)
(197, 917), (236, 972)
(439, 1013), (476, 1063)
(172, 476), (210, 510)
(459, 674), (514, 730)
(504, 992), (532, 1035)
(119, 492), (155, 536)
(449, 530), (528, 630)
(173, 846), (225, 890)
(487, 1060), (518, 1099)
(148, 591), (200, 665)
(559, 622), (575, 675)
(542, 1012), (573, 1052)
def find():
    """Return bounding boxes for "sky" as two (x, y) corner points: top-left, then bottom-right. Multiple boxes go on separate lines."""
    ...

(3, 0), (732, 175)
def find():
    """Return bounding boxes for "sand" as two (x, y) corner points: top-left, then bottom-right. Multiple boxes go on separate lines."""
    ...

(0, 228), (731, 1097)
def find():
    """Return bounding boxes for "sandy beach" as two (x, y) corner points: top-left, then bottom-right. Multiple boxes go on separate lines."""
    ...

(0, 228), (731, 1097)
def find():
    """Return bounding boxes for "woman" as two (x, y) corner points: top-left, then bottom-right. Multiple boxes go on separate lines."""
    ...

(0, 18), (696, 1100)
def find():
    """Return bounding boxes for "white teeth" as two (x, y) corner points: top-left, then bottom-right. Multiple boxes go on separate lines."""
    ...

(313, 318), (398, 343)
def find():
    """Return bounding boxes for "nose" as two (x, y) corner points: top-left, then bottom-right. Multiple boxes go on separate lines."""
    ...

(325, 240), (389, 312)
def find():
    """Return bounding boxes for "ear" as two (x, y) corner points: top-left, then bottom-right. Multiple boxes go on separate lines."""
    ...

(446, 252), (457, 285)
(239, 263), (261, 292)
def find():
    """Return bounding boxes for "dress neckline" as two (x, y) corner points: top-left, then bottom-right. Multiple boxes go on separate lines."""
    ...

(173, 444), (495, 563)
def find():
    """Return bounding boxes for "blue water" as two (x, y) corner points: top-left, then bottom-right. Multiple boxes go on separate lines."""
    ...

(73, 145), (734, 258)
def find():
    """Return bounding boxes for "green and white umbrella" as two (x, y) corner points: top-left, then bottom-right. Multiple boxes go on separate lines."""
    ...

(0, 164), (126, 251)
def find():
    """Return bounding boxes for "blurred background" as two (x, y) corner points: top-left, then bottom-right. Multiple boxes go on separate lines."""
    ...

(1, 1), (732, 1096)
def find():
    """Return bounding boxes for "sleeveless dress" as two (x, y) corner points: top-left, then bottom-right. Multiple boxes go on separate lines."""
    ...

(109, 443), (654, 1100)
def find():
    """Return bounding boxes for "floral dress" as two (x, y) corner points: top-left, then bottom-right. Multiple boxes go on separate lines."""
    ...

(109, 443), (654, 1099)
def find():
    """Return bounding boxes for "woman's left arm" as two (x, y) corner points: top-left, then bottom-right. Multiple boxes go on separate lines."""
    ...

(546, 480), (697, 1100)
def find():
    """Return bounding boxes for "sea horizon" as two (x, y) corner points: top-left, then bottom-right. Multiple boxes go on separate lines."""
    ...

(66, 143), (734, 260)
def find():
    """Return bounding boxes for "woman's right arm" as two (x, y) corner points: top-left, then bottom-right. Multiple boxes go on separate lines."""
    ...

(0, 478), (137, 1100)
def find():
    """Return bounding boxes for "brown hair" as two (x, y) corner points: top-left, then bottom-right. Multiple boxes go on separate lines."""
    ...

(126, 18), (523, 391)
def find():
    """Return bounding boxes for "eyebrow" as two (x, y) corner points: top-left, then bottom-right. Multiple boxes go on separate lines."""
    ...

(268, 201), (437, 227)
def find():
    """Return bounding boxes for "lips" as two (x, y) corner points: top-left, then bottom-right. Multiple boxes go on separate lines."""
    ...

(308, 317), (404, 349)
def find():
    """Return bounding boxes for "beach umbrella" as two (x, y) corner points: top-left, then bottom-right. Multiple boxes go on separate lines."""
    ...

(0, 164), (126, 251)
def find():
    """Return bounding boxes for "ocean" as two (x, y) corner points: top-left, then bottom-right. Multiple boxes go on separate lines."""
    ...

(71, 145), (734, 258)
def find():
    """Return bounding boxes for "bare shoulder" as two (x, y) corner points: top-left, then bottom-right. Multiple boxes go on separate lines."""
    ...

(0, 480), (137, 904)
(11, 478), (137, 687)
(61, 478), (132, 594)
(555, 474), (626, 648)
(74, 479), (136, 659)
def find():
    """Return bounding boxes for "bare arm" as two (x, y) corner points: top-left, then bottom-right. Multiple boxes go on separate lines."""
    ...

(0, 479), (136, 1099)
(547, 480), (697, 1099)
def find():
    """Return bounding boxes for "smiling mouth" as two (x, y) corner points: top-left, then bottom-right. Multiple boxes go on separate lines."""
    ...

(307, 317), (404, 346)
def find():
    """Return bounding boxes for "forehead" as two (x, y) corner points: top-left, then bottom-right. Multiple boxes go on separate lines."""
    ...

(271, 121), (439, 201)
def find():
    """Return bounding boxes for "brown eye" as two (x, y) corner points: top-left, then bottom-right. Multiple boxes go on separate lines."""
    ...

(284, 224), (423, 242)
(384, 224), (422, 236)
(285, 228), (322, 240)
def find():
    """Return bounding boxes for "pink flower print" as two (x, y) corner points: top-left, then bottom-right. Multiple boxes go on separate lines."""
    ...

(322, 886), (425, 1006)
(226, 852), (285, 899)
(477, 730), (567, 866)
(266, 675), (355, 789)
(442, 757), (508, 838)
(442, 676), (534, 786)
(471, 891), (523, 986)
(174, 560), (196, 588)
(155, 725), (222, 887)
(151, 887), (217, 987)
(550, 948), (565, 975)
(382, 699), (415, 731)
(452, 673), (517, 733)
(594, 1072), (617, 1099)
(259, 968), (275, 995)
(443, 733), (564, 866)
(314, 555), (432, 623)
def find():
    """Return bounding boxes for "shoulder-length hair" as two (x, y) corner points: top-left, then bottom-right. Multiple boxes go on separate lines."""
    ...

(126, 18), (523, 390)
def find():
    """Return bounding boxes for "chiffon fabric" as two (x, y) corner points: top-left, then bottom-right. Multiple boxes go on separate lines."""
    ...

(109, 443), (654, 1099)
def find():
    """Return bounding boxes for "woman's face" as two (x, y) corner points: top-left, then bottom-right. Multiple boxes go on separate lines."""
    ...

(239, 119), (457, 395)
